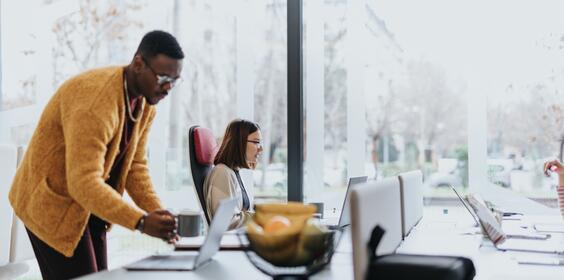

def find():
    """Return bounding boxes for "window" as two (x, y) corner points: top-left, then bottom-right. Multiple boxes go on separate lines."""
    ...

(158, 0), (288, 210)
(484, 1), (564, 199)
(1, 1), (39, 111)
(303, 0), (469, 214)
(1, 0), (288, 272)
(303, 0), (564, 212)
(2, 1), (563, 277)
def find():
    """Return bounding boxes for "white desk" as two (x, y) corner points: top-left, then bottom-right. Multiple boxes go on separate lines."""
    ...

(79, 250), (353, 280)
(397, 206), (564, 280)
(78, 205), (564, 280)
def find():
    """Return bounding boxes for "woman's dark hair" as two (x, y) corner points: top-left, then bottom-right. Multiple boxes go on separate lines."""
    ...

(214, 119), (260, 169)
(136, 30), (184, 60)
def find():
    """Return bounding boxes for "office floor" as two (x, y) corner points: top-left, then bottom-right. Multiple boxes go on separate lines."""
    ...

(14, 229), (172, 280)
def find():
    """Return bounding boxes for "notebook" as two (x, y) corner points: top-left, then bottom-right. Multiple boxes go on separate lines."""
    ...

(124, 197), (237, 271)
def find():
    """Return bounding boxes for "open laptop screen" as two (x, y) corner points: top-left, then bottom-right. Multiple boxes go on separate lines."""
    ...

(450, 185), (480, 227)
(466, 193), (507, 245)
(124, 198), (237, 271)
(338, 176), (368, 228)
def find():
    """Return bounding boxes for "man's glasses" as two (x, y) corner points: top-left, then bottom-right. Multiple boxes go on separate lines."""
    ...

(247, 140), (262, 148)
(141, 56), (182, 88)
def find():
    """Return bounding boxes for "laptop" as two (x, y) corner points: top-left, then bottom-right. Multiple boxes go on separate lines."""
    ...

(174, 231), (246, 251)
(125, 197), (238, 271)
(466, 193), (560, 254)
(450, 185), (480, 227)
(329, 176), (368, 229)
(350, 177), (402, 280)
(398, 170), (424, 238)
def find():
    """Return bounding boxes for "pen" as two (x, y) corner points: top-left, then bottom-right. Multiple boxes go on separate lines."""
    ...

(506, 233), (550, 240)
(546, 165), (559, 177)
(502, 212), (523, 216)
(518, 259), (564, 266)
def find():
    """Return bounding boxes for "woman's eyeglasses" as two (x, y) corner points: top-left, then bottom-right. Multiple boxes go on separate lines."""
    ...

(247, 140), (262, 147)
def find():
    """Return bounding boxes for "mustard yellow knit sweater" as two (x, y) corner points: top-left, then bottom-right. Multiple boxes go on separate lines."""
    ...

(9, 66), (163, 257)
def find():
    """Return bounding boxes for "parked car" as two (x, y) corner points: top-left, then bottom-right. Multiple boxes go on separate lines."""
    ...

(425, 171), (463, 188)
(425, 158), (463, 188)
(487, 159), (513, 188)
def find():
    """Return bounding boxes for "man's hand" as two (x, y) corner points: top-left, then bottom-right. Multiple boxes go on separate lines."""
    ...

(142, 209), (179, 243)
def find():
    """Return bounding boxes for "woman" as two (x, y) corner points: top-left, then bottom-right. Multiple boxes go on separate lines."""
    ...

(204, 119), (263, 229)
(544, 160), (564, 217)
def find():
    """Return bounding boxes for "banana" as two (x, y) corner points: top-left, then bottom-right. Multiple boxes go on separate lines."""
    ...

(254, 212), (310, 231)
(292, 245), (313, 266)
(246, 220), (299, 265)
(247, 220), (299, 248)
(300, 222), (324, 248)
(255, 202), (316, 215)
(254, 202), (316, 228)
(246, 203), (332, 267)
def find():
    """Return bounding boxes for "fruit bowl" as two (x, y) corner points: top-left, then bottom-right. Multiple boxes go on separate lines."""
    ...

(237, 202), (343, 279)
(238, 227), (341, 280)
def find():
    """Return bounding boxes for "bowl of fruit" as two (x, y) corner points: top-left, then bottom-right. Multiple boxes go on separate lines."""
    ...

(239, 203), (341, 279)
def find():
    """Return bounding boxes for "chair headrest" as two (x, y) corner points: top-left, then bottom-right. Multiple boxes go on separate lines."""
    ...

(193, 127), (218, 165)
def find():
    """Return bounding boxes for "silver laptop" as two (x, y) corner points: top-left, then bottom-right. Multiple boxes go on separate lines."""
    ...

(125, 198), (238, 271)
(450, 185), (480, 227)
(332, 176), (368, 229)
(466, 193), (560, 254)
(350, 177), (402, 280)
(398, 170), (424, 238)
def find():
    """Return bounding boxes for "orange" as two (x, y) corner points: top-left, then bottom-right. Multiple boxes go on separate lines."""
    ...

(263, 215), (291, 234)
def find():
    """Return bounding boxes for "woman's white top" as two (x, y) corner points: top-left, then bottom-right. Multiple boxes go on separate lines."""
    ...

(203, 163), (252, 229)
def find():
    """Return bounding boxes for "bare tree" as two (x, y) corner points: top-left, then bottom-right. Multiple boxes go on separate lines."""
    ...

(495, 83), (563, 158)
(393, 60), (466, 164)
(181, 1), (237, 135)
(51, 0), (144, 87)
(254, 0), (287, 190)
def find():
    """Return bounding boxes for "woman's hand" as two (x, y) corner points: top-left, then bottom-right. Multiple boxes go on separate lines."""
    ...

(544, 160), (564, 187)
(544, 160), (563, 176)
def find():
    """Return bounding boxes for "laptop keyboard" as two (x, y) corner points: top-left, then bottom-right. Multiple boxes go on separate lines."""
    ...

(128, 255), (197, 270)
(497, 239), (564, 254)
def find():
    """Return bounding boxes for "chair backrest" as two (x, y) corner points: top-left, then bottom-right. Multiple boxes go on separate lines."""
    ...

(398, 170), (424, 239)
(0, 145), (18, 266)
(188, 126), (218, 225)
(350, 176), (402, 280)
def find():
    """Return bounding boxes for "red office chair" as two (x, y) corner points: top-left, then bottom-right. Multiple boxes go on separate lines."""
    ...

(188, 126), (218, 225)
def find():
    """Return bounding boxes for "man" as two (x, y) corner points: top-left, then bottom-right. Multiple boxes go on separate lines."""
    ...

(9, 30), (184, 279)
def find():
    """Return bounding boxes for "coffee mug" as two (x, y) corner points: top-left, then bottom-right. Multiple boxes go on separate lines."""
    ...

(310, 202), (324, 219)
(176, 210), (202, 237)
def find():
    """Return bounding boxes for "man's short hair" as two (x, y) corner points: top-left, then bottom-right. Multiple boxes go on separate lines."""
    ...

(136, 30), (184, 60)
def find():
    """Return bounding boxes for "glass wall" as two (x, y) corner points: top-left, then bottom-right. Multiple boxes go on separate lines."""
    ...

(303, 0), (564, 216)
(364, 0), (469, 199)
(483, 1), (564, 199)
(303, 0), (469, 215)
(159, 0), (288, 211)
(1, 0), (288, 272)
(2, 0), (563, 276)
